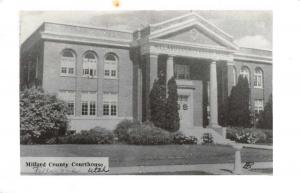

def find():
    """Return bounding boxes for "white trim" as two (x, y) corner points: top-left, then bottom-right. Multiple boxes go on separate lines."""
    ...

(41, 32), (131, 48)
(44, 22), (133, 33)
(149, 12), (233, 40)
(149, 20), (239, 50)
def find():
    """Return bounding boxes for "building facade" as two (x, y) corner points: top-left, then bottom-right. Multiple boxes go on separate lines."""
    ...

(20, 12), (272, 134)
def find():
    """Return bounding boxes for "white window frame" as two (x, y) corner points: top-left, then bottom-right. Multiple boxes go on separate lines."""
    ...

(81, 91), (97, 116)
(103, 92), (118, 117)
(60, 50), (75, 77)
(58, 90), (75, 116)
(254, 68), (263, 89)
(82, 52), (97, 78)
(104, 53), (118, 79)
(254, 99), (264, 114)
(175, 63), (190, 80)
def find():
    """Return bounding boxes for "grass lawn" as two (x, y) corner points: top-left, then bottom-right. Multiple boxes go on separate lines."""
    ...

(21, 144), (272, 167)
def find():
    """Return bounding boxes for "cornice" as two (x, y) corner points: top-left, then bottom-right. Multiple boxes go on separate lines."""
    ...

(233, 52), (272, 64)
(41, 32), (131, 48)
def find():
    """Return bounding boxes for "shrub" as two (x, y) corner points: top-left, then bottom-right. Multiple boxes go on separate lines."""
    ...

(172, 132), (197, 144)
(20, 88), (69, 144)
(58, 127), (114, 144)
(227, 76), (251, 127)
(114, 119), (141, 142)
(202, 133), (213, 145)
(226, 127), (268, 144)
(126, 122), (173, 145)
(20, 133), (33, 145)
(165, 77), (180, 132)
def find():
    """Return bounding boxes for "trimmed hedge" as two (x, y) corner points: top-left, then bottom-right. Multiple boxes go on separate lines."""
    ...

(126, 123), (173, 145)
(114, 119), (141, 143)
(57, 127), (114, 144)
(226, 127), (272, 144)
(113, 120), (198, 145)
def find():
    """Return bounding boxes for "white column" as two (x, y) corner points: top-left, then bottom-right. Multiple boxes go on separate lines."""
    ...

(166, 55), (174, 82)
(209, 60), (221, 128)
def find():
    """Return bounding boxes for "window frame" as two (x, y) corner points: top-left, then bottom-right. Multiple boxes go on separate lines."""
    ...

(81, 92), (97, 117)
(104, 53), (118, 79)
(254, 68), (263, 89)
(254, 99), (264, 114)
(102, 92), (118, 117)
(58, 90), (75, 117)
(174, 63), (190, 80)
(82, 51), (98, 78)
(60, 49), (76, 77)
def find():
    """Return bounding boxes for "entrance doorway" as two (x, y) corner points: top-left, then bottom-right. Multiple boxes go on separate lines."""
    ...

(178, 94), (193, 128)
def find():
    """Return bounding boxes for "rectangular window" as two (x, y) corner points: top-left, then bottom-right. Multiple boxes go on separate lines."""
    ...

(104, 70), (110, 76)
(104, 62), (118, 79)
(111, 103), (117, 116)
(89, 101), (96, 116)
(254, 99), (264, 114)
(103, 93), (118, 116)
(68, 68), (74, 75)
(81, 92), (97, 116)
(61, 67), (67, 74)
(111, 70), (116, 77)
(58, 91), (75, 116)
(83, 58), (97, 78)
(103, 104), (110, 116)
(67, 102), (75, 116)
(175, 64), (190, 80)
(81, 102), (88, 115)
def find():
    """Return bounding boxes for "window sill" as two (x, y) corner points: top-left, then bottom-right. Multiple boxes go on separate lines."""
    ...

(254, 86), (264, 89)
(60, 74), (76, 77)
(104, 76), (118, 80)
(82, 76), (98, 79)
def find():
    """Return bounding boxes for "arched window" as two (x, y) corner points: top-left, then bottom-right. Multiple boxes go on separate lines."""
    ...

(61, 49), (75, 76)
(254, 68), (263, 88)
(83, 51), (97, 77)
(240, 66), (250, 84)
(232, 66), (237, 86)
(104, 53), (118, 79)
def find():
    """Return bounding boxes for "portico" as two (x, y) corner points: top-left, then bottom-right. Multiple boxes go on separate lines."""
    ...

(131, 12), (239, 132)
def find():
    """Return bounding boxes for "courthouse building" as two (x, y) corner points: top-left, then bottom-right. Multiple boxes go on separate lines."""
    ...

(20, 12), (272, 138)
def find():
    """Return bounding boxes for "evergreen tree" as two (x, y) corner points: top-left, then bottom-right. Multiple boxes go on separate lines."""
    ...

(149, 76), (166, 129)
(257, 94), (273, 129)
(228, 75), (251, 127)
(165, 77), (180, 132)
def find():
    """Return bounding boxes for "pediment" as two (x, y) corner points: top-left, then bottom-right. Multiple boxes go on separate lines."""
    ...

(158, 26), (224, 47)
(148, 13), (239, 50)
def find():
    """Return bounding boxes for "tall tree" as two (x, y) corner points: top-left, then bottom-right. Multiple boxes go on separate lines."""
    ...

(257, 94), (273, 129)
(165, 77), (180, 132)
(228, 75), (251, 127)
(149, 76), (166, 129)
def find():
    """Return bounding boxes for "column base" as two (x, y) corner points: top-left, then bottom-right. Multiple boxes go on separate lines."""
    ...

(208, 124), (226, 138)
(208, 123), (222, 129)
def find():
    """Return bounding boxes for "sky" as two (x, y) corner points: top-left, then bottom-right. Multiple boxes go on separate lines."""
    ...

(20, 11), (272, 49)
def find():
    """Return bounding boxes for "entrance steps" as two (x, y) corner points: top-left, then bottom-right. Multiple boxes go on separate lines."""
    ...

(181, 127), (234, 145)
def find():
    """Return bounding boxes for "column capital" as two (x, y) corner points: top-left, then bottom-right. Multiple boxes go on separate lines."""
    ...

(208, 59), (217, 64)
(149, 53), (159, 58)
(226, 60), (235, 66)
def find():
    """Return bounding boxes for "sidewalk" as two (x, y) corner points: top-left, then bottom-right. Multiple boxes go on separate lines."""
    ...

(108, 162), (272, 175)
